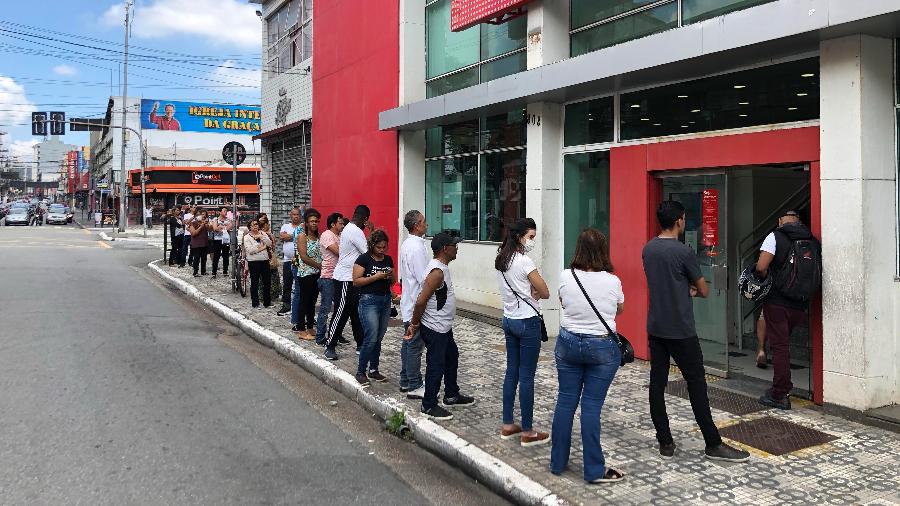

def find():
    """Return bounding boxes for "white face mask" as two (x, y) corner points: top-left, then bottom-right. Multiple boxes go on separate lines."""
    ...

(523, 238), (535, 253)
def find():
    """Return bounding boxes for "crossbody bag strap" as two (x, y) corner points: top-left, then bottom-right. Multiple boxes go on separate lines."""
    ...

(501, 272), (542, 319)
(570, 269), (615, 337)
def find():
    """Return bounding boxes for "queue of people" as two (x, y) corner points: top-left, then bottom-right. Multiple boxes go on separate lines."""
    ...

(166, 197), (827, 485)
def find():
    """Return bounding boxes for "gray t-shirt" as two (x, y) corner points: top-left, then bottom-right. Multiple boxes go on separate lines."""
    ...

(642, 237), (702, 339)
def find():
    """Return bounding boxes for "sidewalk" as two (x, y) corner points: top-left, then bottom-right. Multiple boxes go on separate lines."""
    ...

(73, 213), (166, 246)
(150, 262), (900, 506)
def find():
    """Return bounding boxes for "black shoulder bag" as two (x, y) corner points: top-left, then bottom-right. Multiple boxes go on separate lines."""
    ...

(501, 273), (548, 342)
(570, 269), (634, 367)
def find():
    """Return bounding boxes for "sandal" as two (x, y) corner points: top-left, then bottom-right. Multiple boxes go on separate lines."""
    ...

(588, 467), (625, 484)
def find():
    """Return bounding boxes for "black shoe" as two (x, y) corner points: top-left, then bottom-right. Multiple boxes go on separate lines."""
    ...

(443, 394), (475, 407)
(338, 337), (351, 345)
(355, 373), (370, 388)
(193, 273), (199, 277)
(659, 443), (676, 458)
(276, 306), (290, 316)
(291, 324), (303, 332)
(399, 386), (410, 393)
(324, 348), (338, 361)
(211, 273), (217, 278)
(705, 443), (750, 463)
(367, 371), (387, 382)
(758, 390), (791, 410)
(421, 405), (453, 421)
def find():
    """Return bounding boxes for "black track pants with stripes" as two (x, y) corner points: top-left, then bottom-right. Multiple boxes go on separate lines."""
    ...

(326, 279), (363, 348)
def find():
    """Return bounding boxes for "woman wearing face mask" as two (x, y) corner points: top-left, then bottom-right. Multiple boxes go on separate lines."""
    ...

(495, 217), (551, 447)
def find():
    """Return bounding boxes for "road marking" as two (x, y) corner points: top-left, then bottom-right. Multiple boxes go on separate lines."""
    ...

(97, 241), (112, 249)
(83, 229), (91, 235)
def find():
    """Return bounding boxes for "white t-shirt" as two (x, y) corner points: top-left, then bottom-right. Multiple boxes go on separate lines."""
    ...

(280, 223), (298, 262)
(144, 208), (152, 218)
(399, 235), (431, 322)
(760, 232), (777, 255)
(421, 259), (455, 334)
(333, 223), (368, 282)
(559, 269), (624, 336)
(497, 253), (541, 319)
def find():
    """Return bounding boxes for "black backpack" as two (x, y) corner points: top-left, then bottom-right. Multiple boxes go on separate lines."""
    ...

(772, 230), (821, 303)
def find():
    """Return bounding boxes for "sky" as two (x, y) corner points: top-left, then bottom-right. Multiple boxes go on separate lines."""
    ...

(0, 0), (263, 169)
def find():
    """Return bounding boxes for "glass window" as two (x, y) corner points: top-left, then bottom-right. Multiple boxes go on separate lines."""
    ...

(425, 157), (479, 240)
(302, 0), (313, 22)
(564, 96), (615, 146)
(571, 0), (662, 30)
(425, 119), (480, 158)
(426, 0), (479, 79)
(301, 23), (312, 62)
(481, 14), (527, 60)
(682, 0), (774, 25)
(571, 2), (677, 57)
(620, 57), (819, 140)
(480, 150), (526, 242)
(563, 152), (611, 264)
(481, 51), (528, 83)
(426, 67), (479, 98)
(482, 109), (526, 150)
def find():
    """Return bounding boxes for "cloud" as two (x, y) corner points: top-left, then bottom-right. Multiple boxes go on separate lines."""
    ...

(52, 64), (78, 76)
(209, 60), (261, 94)
(102, 0), (261, 50)
(0, 74), (35, 126)
(9, 139), (38, 159)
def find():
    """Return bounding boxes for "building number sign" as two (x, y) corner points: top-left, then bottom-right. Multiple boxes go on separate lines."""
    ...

(527, 114), (541, 126)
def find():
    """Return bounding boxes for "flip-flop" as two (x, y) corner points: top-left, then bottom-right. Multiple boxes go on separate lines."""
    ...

(588, 467), (625, 484)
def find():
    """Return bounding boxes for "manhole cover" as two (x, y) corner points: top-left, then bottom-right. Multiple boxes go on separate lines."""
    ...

(665, 380), (767, 416)
(719, 416), (838, 455)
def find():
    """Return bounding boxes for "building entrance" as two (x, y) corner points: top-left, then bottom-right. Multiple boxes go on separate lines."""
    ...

(659, 165), (812, 398)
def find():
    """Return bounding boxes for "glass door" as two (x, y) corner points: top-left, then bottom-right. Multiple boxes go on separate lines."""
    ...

(661, 173), (730, 376)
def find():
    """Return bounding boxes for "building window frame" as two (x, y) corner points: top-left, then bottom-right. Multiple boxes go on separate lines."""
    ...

(894, 39), (900, 278)
(265, 0), (313, 77)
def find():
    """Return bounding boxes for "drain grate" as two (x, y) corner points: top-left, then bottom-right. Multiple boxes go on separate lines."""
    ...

(719, 416), (838, 455)
(665, 380), (768, 416)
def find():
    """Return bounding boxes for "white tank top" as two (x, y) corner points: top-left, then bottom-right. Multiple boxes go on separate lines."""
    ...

(421, 259), (455, 334)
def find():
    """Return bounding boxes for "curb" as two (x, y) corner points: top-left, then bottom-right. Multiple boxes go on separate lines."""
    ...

(147, 260), (563, 506)
(99, 231), (114, 241)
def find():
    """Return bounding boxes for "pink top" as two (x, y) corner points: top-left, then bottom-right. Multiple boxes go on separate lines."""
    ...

(319, 230), (340, 279)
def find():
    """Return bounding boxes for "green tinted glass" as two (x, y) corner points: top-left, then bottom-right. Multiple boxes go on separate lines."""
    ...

(563, 152), (611, 265)
(481, 108), (526, 151)
(425, 157), (479, 240)
(426, 0), (479, 78)
(426, 66), (480, 98)
(481, 14), (526, 60)
(480, 150), (527, 242)
(480, 51), (527, 83)
(570, 0), (662, 30)
(564, 97), (615, 146)
(425, 119), (480, 158)
(571, 2), (677, 57)
(682, 0), (774, 24)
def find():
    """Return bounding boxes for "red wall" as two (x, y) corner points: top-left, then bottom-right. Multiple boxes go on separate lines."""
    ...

(312, 0), (400, 257)
(609, 127), (823, 401)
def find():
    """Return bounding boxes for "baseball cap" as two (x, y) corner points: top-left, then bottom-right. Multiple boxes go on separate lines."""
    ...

(431, 232), (462, 254)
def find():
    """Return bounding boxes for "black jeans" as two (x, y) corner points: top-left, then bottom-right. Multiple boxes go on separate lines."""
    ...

(191, 245), (208, 275)
(648, 335), (722, 448)
(420, 325), (460, 411)
(299, 273), (320, 329)
(326, 280), (363, 349)
(248, 260), (272, 307)
(169, 235), (182, 265)
(211, 240), (229, 275)
(281, 261), (293, 307)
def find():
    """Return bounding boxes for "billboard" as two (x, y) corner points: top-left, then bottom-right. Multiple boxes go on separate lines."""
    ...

(450, 0), (532, 32)
(140, 99), (261, 134)
(66, 151), (78, 194)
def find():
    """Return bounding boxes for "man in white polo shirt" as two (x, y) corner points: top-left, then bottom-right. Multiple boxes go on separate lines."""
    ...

(277, 207), (302, 316)
(324, 204), (371, 361)
(399, 210), (429, 399)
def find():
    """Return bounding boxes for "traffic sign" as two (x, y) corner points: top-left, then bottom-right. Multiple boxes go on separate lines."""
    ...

(222, 141), (246, 166)
(32, 112), (47, 136)
(49, 112), (66, 135)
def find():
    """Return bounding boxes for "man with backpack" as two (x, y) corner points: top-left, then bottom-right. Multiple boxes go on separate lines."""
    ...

(755, 210), (821, 410)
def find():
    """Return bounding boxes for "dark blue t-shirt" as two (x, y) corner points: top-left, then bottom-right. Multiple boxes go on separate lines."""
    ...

(642, 237), (702, 339)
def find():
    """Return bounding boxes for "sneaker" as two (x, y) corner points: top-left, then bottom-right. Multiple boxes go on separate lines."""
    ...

(500, 424), (522, 440)
(355, 373), (371, 387)
(442, 394), (475, 407)
(291, 324), (303, 332)
(520, 431), (550, 447)
(705, 443), (750, 463)
(659, 443), (676, 458)
(399, 386), (409, 393)
(211, 273), (217, 279)
(316, 340), (326, 347)
(758, 389), (791, 410)
(421, 405), (453, 421)
(276, 306), (290, 316)
(368, 370), (387, 382)
(406, 385), (425, 400)
(338, 337), (351, 345)
(355, 347), (361, 355)
(323, 348), (338, 361)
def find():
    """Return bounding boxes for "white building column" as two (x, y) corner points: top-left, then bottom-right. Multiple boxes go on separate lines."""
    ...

(397, 0), (427, 244)
(819, 35), (899, 410)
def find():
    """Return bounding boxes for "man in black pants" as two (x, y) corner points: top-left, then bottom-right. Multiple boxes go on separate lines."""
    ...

(324, 205), (371, 361)
(643, 200), (750, 463)
(210, 207), (232, 278)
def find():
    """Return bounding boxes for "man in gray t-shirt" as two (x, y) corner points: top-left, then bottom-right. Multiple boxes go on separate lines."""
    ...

(642, 200), (749, 464)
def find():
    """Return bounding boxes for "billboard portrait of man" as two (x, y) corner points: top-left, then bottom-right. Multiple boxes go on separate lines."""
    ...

(148, 102), (182, 131)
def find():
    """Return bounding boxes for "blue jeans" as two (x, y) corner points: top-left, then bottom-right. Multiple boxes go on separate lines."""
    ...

(550, 328), (619, 482)
(357, 293), (391, 375)
(502, 316), (542, 431)
(400, 322), (424, 390)
(290, 265), (302, 326)
(420, 324), (459, 411)
(316, 277), (335, 344)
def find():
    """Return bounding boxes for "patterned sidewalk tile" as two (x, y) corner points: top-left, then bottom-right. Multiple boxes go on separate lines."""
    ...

(162, 265), (900, 505)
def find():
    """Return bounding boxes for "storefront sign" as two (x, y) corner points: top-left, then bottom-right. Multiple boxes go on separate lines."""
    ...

(450, 0), (532, 32)
(192, 171), (222, 184)
(131, 169), (258, 187)
(140, 99), (261, 134)
(66, 151), (78, 194)
(701, 189), (719, 247)
(178, 194), (260, 209)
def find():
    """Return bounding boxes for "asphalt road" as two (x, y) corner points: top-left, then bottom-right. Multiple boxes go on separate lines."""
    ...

(0, 224), (506, 505)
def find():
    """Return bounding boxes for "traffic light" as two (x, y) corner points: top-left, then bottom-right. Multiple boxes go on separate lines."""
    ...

(49, 111), (66, 135)
(31, 112), (47, 136)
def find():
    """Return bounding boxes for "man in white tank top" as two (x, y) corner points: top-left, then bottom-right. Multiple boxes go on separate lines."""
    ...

(405, 233), (475, 421)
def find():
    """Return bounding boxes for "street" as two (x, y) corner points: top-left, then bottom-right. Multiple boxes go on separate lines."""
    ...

(0, 225), (505, 505)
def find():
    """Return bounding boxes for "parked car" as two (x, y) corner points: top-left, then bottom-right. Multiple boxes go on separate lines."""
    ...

(4, 206), (31, 226)
(46, 205), (69, 225)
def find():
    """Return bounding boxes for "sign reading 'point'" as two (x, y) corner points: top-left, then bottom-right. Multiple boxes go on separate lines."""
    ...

(450, 0), (533, 32)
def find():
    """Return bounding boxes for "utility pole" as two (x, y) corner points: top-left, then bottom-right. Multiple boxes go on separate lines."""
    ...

(118, 0), (133, 233)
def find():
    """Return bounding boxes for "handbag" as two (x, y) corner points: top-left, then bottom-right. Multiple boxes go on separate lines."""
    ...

(501, 273), (549, 342)
(570, 269), (635, 367)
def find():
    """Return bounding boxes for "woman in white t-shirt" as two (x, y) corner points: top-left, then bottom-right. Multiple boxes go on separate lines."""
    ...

(550, 228), (624, 484)
(495, 217), (550, 447)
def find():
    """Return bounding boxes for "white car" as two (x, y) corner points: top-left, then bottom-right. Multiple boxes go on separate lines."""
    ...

(46, 206), (69, 225)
